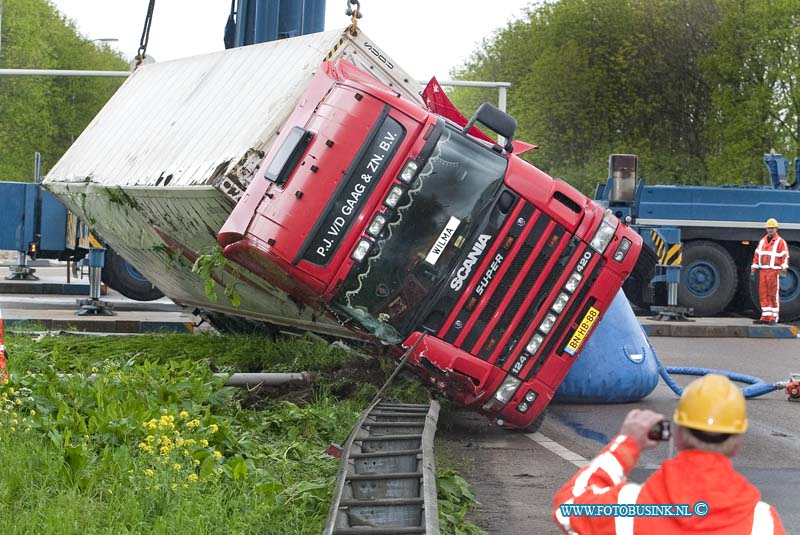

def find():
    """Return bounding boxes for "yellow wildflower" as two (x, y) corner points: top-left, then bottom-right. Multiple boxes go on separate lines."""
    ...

(145, 469), (154, 477)
(213, 451), (222, 460)
(200, 439), (209, 448)
(209, 424), (219, 433)
(179, 410), (189, 419)
(193, 459), (200, 466)
(188, 473), (198, 482)
(15, 399), (21, 406)
(172, 463), (182, 471)
(29, 410), (36, 416)
(171, 483), (178, 491)
(186, 419), (200, 429)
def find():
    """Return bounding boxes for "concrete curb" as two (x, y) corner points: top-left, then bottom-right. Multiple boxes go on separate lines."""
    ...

(0, 282), (90, 295)
(4, 318), (193, 334)
(640, 322), (798, 338)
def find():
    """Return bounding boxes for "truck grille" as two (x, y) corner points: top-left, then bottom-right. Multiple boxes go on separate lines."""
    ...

(438, 200), (575, 364)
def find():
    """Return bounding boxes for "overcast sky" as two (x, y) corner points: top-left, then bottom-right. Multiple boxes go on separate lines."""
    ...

(46, 0), (534, 80)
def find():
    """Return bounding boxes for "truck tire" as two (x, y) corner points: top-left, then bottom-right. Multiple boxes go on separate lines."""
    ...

(102, 248), (164, 301)
(742, 244), (800, 321)
(624, 245), (658, 312)
(522, 410), (546, 433)
(678, 241), (737, 317)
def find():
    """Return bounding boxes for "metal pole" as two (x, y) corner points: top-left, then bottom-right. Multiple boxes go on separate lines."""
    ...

(668, 282), (678, 307)
(215, 372), (316, 387)
(498, 86), (508, 113)
(420, 79), (512, 113)
(88, 263), (102, 301)
(34, 152), (42, 183)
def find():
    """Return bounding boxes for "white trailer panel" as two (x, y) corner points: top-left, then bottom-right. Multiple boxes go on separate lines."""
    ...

(44, 28), (421, 332)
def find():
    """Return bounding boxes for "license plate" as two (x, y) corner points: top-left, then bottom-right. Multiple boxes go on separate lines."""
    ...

(564, 306), (600, 356)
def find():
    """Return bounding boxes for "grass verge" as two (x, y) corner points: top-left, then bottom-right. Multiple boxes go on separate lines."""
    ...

(2, 331), (484, 534)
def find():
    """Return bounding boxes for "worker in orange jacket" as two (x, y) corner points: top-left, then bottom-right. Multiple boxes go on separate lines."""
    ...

(751, 218), (789, 324)
(553, 374), (786, 535)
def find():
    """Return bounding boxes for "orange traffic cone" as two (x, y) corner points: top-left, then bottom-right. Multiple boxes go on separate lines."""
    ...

(0, 304), (7, 380)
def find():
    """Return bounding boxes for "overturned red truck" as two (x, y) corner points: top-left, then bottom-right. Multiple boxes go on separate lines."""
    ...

(218, 59), (642, 429)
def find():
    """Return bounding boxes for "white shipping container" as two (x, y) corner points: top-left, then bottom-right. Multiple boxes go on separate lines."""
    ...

(44, 28), (422, 334)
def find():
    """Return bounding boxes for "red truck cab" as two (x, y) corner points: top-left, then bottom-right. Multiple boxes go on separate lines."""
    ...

(218, 59), (642, 429)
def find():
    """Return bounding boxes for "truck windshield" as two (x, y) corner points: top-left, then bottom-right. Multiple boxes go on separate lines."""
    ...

(331, 125), (508, 343)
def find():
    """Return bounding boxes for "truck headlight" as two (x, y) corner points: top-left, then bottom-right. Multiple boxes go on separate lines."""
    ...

(367, 213), (387, 238)
(590, 210), (619, 254)
(398, 160), (419, 184)
(492, 375), (522, 404)
(552, 292), (570, 314)
(351, 238), (373, 262)
(383, 185), (404, 208)
(526, 333), (544, 354)
(613, 237), (632, 262)
(565, 272), (582, 292)
(539, 313), (557, 334)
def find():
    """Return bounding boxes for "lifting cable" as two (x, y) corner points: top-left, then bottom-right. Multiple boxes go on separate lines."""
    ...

(134, 0), (157, 69)
(345, 0), (362, 35)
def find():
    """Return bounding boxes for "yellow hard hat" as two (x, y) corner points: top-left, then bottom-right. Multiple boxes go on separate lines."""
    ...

(673, 374), (748, 434)
(766, 218), (779, 229)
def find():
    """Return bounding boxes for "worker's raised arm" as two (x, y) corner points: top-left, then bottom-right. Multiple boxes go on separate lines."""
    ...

(552, 409), (663, 534)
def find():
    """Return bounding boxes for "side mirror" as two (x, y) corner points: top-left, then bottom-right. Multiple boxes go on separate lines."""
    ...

(464, 103), (516, 152)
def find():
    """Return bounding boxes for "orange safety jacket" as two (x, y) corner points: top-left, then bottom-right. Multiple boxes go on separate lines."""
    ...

(752, 233), (789, 271)
(553, 435), (786, 535)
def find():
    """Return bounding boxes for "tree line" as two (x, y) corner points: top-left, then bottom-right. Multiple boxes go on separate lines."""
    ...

(450, 0), (800, 193)
(0, 0), (128, 182)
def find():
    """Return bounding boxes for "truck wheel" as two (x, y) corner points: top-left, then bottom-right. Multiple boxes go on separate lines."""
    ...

(624, 244), (657, 312)
(678, 241), (737, 316)
(741, 244), (800, 321)
(102, 248), (164, 301)
(516, 410), (546, 433)
(779, 245), (800, 321)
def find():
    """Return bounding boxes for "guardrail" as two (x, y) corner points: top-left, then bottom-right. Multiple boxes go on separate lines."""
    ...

(323, 399), (440, 534)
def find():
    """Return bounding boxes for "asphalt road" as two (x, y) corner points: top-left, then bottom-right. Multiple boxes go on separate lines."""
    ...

(438, 336), (800, 535)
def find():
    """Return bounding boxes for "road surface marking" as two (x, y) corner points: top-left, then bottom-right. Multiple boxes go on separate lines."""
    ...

(525, 432), (590, 467)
